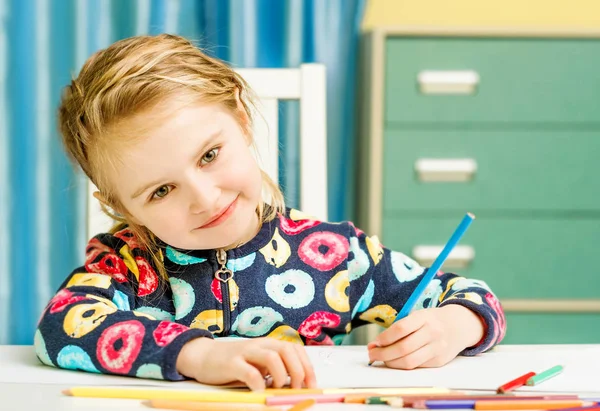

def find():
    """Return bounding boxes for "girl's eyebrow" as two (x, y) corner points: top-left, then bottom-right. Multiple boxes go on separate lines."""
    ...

(130, 129), (223, 200)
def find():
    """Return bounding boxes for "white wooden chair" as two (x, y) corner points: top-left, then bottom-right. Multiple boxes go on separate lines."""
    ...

(87, 63), (328, 239)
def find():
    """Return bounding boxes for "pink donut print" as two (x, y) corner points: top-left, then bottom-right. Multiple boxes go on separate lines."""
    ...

(96, 320), (145, 374)
(279, 215), (320, 235)
(298, 311), (341, 339)
(485, 292), (507, 343)
(49, 289), (87, 314)
(85, 253), (128, 283)
(134, 256), (159, 296)
(114, 228), (142, 250)
(298, 232), (349, 272)
(85, 238), (114, 265)
(211, 278), (222, 303)
(153, 321), (189, 347)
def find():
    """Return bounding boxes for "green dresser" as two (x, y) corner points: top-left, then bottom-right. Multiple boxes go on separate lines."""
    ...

(356, 27), (600, 344)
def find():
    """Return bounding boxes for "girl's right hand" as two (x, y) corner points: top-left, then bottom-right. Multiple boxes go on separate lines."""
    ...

(176, 337), (318, 391)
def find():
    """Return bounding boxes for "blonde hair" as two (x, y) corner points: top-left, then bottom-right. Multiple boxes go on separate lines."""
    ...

(58, 33), (285, 279)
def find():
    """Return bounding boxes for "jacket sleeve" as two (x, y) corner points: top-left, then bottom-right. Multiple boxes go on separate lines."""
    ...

(346, 223), (506, 355)
(34, 231), (212, 380)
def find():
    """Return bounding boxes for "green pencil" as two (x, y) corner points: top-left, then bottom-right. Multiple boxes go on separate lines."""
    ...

(526, 365), (564, 386)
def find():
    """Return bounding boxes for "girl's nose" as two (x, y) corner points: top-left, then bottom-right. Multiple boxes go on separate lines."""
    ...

(188, 177), (220, 215)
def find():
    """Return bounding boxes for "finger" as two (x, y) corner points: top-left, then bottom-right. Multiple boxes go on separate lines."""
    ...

(245, 348), (288, 388)
(385, 341), (440, 370)
(371, 324), (431, 364)
(231, 358), (266, 391)
(275, 343), (305, 389)
(293, 344), (318, 388)
(375, 310), (428, 347)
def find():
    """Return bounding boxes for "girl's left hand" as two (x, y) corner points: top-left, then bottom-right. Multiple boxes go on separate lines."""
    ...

(367, 305), (484, 369)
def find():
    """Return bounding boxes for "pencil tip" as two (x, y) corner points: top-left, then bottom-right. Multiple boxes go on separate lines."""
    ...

(468, 212), (476, 219)
(141, 400), (153, 408)
(367, 361), (374, 366)
(61, 389), (72, 396)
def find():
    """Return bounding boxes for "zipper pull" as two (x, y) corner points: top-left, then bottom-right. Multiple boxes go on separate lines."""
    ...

(215, 249), (234, 283)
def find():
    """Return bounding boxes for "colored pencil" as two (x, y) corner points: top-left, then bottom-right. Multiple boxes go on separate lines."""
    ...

(324, 387), (456, 395)
(379, 394), (578, 407)
(368, 212), (475, 365)
(496, 371), (537, 393)
(266, 393), (344, 406)
(143, 400), (281, 411)
(526, 365), (564, 386)
(288, 399), (316, 411)
(409, 399), (590, 410)
(62, 387), (268, 403)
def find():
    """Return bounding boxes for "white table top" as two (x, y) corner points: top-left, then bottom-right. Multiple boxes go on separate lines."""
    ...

(2, 344), (599, 411)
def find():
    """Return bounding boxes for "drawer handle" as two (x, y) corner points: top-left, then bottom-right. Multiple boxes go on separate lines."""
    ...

(418, 70), (480, 95)
(413, 245), (475, 269)
(415, 158), (477, 182)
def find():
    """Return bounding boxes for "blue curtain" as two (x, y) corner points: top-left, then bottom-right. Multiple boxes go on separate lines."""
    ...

(0, 0), (366, 344)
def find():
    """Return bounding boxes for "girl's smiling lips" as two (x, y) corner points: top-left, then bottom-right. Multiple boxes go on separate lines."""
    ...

(196, 196), (238, 229)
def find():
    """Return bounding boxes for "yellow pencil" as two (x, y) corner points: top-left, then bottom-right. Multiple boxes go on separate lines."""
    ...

(144, 399), (281, 411)
(63, 387), (268, 403)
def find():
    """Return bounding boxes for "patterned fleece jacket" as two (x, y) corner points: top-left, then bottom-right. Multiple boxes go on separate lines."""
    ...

(35, 208), (506, 381)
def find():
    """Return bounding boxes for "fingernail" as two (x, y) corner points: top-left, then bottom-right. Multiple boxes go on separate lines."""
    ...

(367, 341), (381, 349)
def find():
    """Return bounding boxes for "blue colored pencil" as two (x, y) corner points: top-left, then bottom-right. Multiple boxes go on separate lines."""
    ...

(420, 399), (476, 409)
(394, 212), (475, 322)
(367, 213), (475, 366)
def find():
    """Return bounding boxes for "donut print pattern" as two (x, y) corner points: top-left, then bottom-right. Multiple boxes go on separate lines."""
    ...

(36, 208), (505, 382)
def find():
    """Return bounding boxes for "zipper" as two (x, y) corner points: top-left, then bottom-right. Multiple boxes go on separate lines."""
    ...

(215, 249), (233, 336)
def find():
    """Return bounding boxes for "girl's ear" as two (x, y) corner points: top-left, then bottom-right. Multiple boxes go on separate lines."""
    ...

(235, 88), (252, 144)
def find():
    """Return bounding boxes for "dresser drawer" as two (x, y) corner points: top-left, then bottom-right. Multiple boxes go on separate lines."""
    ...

(385, 37), (600, 125)
(381, 216), (600, 300)
(503, 313), (600, 344)
(382, 129), (600, 212)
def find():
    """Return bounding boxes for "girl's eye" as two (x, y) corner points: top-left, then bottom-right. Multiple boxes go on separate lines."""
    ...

(201, 148), (220, 165)
(151, 185), (171, 200)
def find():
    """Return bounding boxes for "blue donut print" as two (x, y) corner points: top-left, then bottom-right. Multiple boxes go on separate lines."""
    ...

(351, 279), (375, 319)
(265, 269), (315, 309)
(226, 253), (256, 272)
(33, 330), (53, 367)
(414, 279), (443, 310)
(136, 363), (163, 380)
(57, 345), (100, 373)
(390, 251), (424, 283)
(231, 306), (284, 337)
(112, 290), (130, 311)
(134, 306), (175, 321)
(166, 246), (207, 265)
(168, 278), (196, 320)
(348, 237), (370, 281)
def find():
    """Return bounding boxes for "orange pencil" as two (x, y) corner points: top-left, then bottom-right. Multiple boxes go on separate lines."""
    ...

(288, 399), (316, 411)
(496, 371), (536, 393)
(475, 400), (590, 410)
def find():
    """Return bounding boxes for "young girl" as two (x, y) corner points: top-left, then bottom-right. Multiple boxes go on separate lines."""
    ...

(35, 34), (506, 391)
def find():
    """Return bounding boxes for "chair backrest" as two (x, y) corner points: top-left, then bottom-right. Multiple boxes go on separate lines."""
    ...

(86, 63), (328, 240)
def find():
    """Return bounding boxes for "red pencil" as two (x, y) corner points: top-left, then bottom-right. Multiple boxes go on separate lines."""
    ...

(497, 372), (537, 394)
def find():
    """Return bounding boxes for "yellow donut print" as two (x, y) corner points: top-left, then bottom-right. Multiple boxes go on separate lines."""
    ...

(365, 235), (384, 265)
(359, 304), (397, 328)
(289, 209), (317, 221)
(190, 309), (224, 334)
(268, 325), (303, 344)
(228, 279), (240, 311)
(66, 273), (112, 289)
(439, 277), (465, 301)
(85, 294), (117, 310)
(133, 311), (156, 320)
(259, 228), (291, 268)
(63, 302), (117, 338)
(446, 292), (483, 305)
(325, 270), (350, 312)
(119, 245), (140, 279)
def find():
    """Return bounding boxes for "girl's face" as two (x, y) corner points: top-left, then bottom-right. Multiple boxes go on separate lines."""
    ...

(110, 100), (263, 250)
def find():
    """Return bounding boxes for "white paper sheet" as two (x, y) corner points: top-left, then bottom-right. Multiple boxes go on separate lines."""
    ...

(2, 344), (599, 394)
